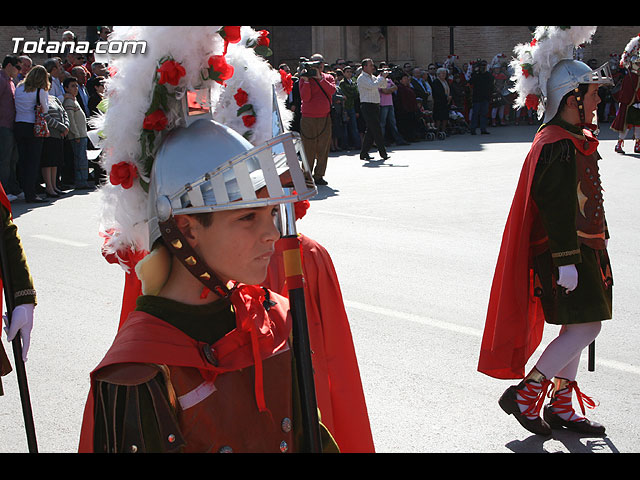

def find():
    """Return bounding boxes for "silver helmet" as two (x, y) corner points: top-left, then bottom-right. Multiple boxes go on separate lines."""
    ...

(148, 117), (315, 247)
(543, 59), (613, 123)
(146, 116), (315, 297)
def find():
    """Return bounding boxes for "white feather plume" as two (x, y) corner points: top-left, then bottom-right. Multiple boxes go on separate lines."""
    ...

(97, 26), (292, 262)
(509, 26), (597, 119)
(212, 26), (292, 145)
(620, 33), (640, 68)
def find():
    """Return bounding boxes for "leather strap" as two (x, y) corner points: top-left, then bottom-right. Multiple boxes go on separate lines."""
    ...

(158, 216), (234, 299)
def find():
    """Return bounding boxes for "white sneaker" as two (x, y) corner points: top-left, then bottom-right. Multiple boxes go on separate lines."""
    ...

(7, 194), (17, 202)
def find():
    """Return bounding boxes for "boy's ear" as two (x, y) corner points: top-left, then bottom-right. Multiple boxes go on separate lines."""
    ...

(565, 94), (578, 110)
(174, 215), (198, 244)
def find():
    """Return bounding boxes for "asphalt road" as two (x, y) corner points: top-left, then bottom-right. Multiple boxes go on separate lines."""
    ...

(0, 123), (638, 453)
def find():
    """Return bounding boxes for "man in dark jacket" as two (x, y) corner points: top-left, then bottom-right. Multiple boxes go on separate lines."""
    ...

(469, 59), (493, 134)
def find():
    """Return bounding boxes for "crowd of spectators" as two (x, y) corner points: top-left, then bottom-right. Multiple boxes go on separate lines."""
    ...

(279, 52), (626, 157)
(0, 28), (109, 204)
(2, 30), (627, 198)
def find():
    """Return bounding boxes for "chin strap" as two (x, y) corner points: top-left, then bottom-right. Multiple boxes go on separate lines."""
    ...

(158, 216), (235, 299)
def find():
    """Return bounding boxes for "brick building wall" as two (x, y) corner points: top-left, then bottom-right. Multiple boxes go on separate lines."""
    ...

(432, 26), (640, 70)
(2, 25), (638, 73)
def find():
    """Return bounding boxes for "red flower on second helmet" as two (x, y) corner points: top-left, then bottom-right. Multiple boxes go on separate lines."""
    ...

(143, 109), (168, 131)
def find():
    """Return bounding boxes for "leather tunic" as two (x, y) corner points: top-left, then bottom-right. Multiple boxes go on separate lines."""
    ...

(575, 150), (606, 249)
(165, 346), (296, 453)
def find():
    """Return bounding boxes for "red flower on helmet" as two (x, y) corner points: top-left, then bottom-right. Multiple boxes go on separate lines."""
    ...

(110, 161), (138, 189)
(219, 26), (242, 54)
(242, 114), (256, 128)
(234, 88), (249, 106)
(257, 30), (270, 47)
(156, 60), (186, 86)
(208, 55), (234, 85)
(280, 69), (293, 94)
(220, 26), (242, 44)
(525, 94), (539, 110)
(294, 200), (310, 220)
(143, 109), (168, 131)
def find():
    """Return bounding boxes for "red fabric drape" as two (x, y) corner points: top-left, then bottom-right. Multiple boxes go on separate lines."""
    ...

(478, 125), (599, 379)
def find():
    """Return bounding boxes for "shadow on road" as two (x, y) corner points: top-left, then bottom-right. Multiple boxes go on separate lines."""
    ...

(506, 431), (620, 453)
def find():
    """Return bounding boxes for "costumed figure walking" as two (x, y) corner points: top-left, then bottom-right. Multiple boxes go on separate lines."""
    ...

(478, 26), (614, 436)
(611, 34), (640, 154)
(78, 26), (340, 453)
(0, 180), (38, 451)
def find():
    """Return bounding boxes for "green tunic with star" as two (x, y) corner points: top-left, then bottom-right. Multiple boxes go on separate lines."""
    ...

(530, 119), (613, 325)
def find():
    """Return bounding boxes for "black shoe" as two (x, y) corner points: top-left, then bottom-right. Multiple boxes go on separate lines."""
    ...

(543, 405), (606, 435)
(360, 154), (373, 161)
(314, 177), (328, 186)
(26, 196), (48, 203)
(499, 382), (552, 436)
(381, 154), (390, 161)
(481, 130), (490, 134)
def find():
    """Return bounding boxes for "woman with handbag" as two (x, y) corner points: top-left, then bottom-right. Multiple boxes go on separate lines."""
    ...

(14, 65), (50, 203)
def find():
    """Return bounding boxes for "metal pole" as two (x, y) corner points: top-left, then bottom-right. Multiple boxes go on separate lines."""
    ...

(279, 194), (322, 453)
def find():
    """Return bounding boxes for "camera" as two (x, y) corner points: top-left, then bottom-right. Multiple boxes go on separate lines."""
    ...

(298, 57), (323, 78)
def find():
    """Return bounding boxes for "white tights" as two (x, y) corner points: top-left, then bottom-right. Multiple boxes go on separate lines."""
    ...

(535, 322), (602, 381)
(619, 126), (640, 141)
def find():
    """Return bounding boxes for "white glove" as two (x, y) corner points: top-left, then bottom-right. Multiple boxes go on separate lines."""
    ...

(3, 304), (34, 362)
(557, 264), (578, 293)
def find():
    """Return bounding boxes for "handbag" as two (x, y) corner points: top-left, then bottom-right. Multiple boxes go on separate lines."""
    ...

(33, 88), (50, 138)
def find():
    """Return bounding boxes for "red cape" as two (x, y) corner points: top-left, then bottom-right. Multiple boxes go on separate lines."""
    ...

(0, 181), (11, 376)
(79, 285), (291, 452)
(99, 233), (375, 452)
(264, 234), (375, 453)
(477, 125), (599, 379)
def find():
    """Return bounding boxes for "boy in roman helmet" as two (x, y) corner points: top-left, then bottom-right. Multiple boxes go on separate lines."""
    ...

(78, 26), (338, 453)
(479, 26), (614, 436)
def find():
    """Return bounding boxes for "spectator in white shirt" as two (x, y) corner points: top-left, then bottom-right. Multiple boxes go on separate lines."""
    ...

(356, 58), (389, 161)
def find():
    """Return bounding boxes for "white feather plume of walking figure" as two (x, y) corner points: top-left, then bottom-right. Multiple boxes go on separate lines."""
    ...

(509, 26), (598, 120)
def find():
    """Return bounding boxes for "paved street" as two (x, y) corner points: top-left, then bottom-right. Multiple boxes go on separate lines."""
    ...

(0, 123), (638, 453)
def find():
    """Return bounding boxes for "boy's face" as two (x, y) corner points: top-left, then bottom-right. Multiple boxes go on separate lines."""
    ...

(582, 83), (601, 124)
(187, 204), (281, 286)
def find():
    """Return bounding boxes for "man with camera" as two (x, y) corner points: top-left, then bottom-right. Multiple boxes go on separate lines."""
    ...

(298, 53), (336, 186)
(356, 58), (390, 161)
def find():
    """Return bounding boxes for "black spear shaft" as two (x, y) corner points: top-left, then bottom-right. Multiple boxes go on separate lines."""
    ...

(279, 196), (322, 453)
(588, 340), (595, 372)
(0, 215), (38, 453)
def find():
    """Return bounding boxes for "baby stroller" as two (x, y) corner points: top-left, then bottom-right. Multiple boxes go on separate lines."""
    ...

(448, 106), (470, 135)
(417, 101), (441, 141)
